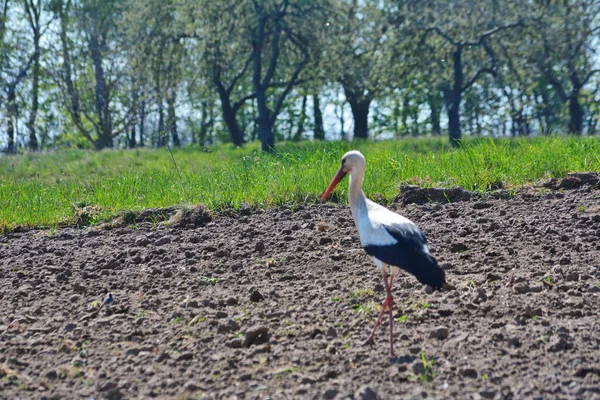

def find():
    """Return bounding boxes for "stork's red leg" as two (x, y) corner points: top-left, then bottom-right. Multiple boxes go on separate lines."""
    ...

(382, 268), (396, 358)
(363, 299), (387, 347)
(363, 267), (396, 358)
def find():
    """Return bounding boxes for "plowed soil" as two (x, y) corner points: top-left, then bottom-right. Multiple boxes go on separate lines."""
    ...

(1, 174), (600, 400)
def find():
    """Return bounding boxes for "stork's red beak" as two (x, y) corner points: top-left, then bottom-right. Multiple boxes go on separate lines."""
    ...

(321, 168), (347, 201)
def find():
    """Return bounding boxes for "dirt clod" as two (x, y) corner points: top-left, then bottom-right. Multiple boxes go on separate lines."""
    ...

(429, 326), (449, 340)
(354, 385), (378, 400)
(244, 325), (269, 347)
(249, 289), (264, 302)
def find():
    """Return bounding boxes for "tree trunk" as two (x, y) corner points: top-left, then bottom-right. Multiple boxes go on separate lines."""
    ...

(257, 92), (275, 152)
(58, 0), (89, 143)
(88, 29), (112, 149)
(313, 92), (324, 140)
(428, 92), (441, 136)
(139, 99), (145, 147)
(568, 93), (583, 135)
(167, 89), (180, 147)
(128, 125), (136, 148)
(448, 47), (463, 146)
(347, 97), (371, 140)
(156, 97), (165, 147)
(401, 96), (409, 137)
(25, 1), (41, 151)
(6, 92), (16, 154)
(198, 100), (208, 145)
(293, 94), (307, 141)
(215, 81), (244, 146)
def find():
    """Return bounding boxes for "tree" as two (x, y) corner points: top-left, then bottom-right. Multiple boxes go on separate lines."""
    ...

(249, 0), (318, 151)
(24, 0), (42, 150)
(1, 0), (39, 153)
(404, 0), (521, 144)
(526, 0), (600, 135)
(328, 0), (398, 139)
(51, 0), (132, 149)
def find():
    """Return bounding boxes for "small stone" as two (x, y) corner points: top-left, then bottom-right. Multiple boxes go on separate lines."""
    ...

(154, 236), (171, 246)
(255, 241), (265, 252)
(239, 373), (251, 381)
(155, 352), (169, 362)
(228, 338), (244, 348)
(514, 283), (530, 294)
(69, 294), (80, 303)
(412, 360), (425, 374)
(215, 311), (228, 319)
(546, 336), (573, 352)
(214, 249), (230, 258)
(125, 347), (142, 356)
(429, 326), (449, 340)
(183, 381), (202, 392)
(244, 325), (269, 347)
(326, 326), (338, 338)
(486, 272), (502, 281)
(63, 323), (77, 332)
(326, 344), (337, 354)
(323, 388), (338, 399)
(250, 290), (264, 302)
(565, 273), (579, 282)
(73, 283), (86, 293)
(460, 368), (478, 378)
(176, 352), (194, 362)
(226, 297), (239, 306)
(319, 237), (333, 245)
(523, 306), (542, 318)
(450, 242), (468, 252)
(134, 236), (150, 246)
(354, 385), (378, 400)
(44, 370), (58, 380)
(448, 210), (459, 218)
(559, 255), (571, 265)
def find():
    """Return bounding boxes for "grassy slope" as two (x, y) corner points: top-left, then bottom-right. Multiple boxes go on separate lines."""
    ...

(1, 136), (599, 229)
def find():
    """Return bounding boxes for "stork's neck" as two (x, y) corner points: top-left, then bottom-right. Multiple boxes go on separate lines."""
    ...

(348, 167), (367, 220)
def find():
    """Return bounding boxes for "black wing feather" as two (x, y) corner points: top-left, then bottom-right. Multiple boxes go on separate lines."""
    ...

(363, 223), (446, 289)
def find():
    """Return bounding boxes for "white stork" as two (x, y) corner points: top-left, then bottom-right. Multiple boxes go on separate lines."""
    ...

(321, 150), (451, 357)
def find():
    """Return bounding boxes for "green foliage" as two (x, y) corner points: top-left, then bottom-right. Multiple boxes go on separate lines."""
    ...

(419, 352), (436, 382)
(396, 315), (409, 323)
(1, 137), (599, 229)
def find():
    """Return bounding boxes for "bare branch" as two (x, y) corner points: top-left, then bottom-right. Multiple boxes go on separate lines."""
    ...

(543, 69), (568, 103)
(582, 69), (600, 86)
(232, 93), (257, 113)
(261, 20), (283, 89)
(462, 68), (495, 91)
(463, 20), (523, 46)
(271, 28), (310, 120)
(426, 26), (459, 46)
(226, 54), (253, 95)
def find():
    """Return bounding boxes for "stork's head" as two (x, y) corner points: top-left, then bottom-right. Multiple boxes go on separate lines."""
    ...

(321, 151), (366, 201)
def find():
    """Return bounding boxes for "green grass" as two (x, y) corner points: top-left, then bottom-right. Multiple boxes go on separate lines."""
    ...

(1, 136), (599, 229)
